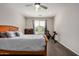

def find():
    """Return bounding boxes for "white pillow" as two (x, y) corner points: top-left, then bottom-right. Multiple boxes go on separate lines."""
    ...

(7, 31), (16, 37)
(15, 31), (23, 36)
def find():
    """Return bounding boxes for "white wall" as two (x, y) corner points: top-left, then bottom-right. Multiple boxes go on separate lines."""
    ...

(0, 4), (25, 33)
(25, 18), (33, 29)
(25, 17), (54, 36)
(47, 18), (54, 36)
(54, 4), (79, 55)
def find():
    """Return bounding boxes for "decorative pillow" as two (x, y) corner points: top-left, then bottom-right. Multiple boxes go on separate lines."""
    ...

(0, 31), (24, 38)
(6, 31), (16, 38)
(14, 32), (20, 37)
(0, 32), (8, 38)
(15, 31), (23, 36)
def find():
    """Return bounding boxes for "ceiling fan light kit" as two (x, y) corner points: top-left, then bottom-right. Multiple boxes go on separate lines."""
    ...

(34, 3), (40, 11)
(26, 3), (48, 11)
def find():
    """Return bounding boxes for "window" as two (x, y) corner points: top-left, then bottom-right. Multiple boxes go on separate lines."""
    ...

(34, 20), (46, 34)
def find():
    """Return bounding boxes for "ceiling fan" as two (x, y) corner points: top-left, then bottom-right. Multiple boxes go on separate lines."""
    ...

(25, 3), (48, 11)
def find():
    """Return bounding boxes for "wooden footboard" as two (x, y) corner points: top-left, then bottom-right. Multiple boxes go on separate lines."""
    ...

(0, 35), (48, 56)
(0, 50), (46, 56)
(44, 35), (48, 56)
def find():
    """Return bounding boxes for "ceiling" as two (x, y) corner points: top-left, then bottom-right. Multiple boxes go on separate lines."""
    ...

(6, 3), (79, 17)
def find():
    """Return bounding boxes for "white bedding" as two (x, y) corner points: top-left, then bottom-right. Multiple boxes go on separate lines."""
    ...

(0, 35), (45, 51)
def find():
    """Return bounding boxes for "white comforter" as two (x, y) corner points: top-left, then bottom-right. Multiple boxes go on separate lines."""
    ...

(0, 35), (45, 51)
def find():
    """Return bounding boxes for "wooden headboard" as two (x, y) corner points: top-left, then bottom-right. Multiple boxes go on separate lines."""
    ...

(0, 25), (18, 32)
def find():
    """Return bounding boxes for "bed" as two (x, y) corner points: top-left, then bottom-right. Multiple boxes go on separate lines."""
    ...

(0, 25), (48, 56)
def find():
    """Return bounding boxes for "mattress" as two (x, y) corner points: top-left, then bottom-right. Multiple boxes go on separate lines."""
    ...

(0, 35), (45, 51)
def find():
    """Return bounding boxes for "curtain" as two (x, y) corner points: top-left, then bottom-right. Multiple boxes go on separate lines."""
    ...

(45, 20), (47, 33)
(32, 20), (35, 34)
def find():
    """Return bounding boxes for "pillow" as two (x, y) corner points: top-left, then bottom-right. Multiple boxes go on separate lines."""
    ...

(15, 31), (23, 36)
(6, 31), (16, 38)
(0, 31), (23, 38)
(14, 32), (20, 37)
(0, 32), (8, 38)
(6, 31), (23, 37)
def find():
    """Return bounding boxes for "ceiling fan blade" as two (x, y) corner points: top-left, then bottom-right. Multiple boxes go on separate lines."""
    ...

(40, 5), (48, 9)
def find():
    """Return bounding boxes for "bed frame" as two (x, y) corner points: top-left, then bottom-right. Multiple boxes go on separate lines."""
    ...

(0, 25), (48, 56)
